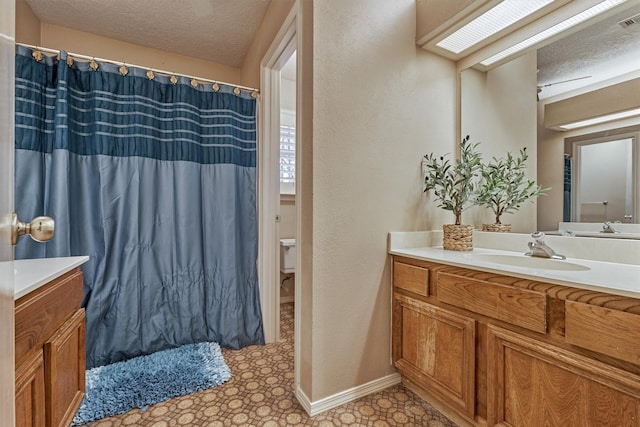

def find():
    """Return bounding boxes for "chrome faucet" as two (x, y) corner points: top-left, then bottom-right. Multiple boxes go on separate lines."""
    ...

(525, 232), (566, 260)
(601, 221), (620, 233)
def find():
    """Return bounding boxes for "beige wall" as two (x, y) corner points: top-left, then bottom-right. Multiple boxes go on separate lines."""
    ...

(296, 0), (314, 396)
(15, 0), (39, 45)
(241, 0), (296, 88)
(460, 52), (538, 232)
(39, 23), (241, 84)
(305, 0), (456, 400)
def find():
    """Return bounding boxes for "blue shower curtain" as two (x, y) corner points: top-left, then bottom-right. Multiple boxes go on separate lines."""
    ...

(563, 154), (571, 222)
(14, 46), (264, 368)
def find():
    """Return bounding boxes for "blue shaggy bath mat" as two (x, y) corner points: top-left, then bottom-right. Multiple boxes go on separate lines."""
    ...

(72, 342), (231, 425)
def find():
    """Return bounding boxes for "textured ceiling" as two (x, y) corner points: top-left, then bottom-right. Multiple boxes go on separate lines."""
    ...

(537, 3), (640, 99)
(25, 0), (271, 68)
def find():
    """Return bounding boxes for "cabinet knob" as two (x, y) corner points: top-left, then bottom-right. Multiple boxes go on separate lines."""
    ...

(11, 212), (55, 245)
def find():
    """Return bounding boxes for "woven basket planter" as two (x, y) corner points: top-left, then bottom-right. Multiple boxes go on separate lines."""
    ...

(442, 224), (473, 251)
(482, 223), (512, 233)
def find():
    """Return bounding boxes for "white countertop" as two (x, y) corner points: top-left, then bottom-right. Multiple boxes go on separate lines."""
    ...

(14, 256), (90, 300)
(390, 246), (640, 299)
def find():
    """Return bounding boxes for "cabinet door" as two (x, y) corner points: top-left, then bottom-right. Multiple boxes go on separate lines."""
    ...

(15, 351), (45, 427)
(393, 294), (476, 418)
(487, 325), (640, 427)
(44, 309), (86, 427)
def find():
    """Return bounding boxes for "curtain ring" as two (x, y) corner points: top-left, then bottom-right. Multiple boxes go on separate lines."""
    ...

(212, 82), (220, 92)
(170, 75), (178, 85)
(233, 87), (241, 96)
(32, 49), (43, 62)
(66, 56), (74, 67)
(191, 78), (198, 88)
(119, 64), (128, 76)
(146, 70), (155, 80)
(89, 58), (99, 71)
(251, 91), (258, 99)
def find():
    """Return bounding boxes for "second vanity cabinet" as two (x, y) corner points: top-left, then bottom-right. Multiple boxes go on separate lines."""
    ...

(15, 267), (86, 427)
(392, 255), (640, 427)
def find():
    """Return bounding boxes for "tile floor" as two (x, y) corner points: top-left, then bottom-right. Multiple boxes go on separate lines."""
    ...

(81, 303), (458, 426)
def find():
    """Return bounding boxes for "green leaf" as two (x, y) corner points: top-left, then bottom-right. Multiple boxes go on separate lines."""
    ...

(421, 136), (483, 221)
(475, 146), (549, 223)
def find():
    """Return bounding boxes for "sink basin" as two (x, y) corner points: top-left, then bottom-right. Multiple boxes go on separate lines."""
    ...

(465, 253), (590, 271)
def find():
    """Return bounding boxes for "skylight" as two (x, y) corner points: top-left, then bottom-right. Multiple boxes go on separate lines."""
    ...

(436, 0), (555, 54)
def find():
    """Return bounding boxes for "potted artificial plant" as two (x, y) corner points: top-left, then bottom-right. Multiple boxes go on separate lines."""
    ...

(423, 135), (482, 251)
(476, 147), (549, 232)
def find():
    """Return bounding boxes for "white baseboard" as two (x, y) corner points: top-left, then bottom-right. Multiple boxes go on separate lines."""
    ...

(296, 386), (312, 415)
(280, 295), (294, 304)
(295, 373), (401, 417)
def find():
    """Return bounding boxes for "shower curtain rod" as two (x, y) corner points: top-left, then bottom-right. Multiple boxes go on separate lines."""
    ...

(16, 42), (260, 96)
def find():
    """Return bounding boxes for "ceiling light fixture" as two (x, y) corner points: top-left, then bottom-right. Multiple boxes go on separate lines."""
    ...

(558, 107), (640, 130)
(480, 0), (628, 66)
(436, 0), (555, 54)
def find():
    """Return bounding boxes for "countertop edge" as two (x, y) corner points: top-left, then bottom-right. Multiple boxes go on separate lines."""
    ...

(14, 256), (90, 300)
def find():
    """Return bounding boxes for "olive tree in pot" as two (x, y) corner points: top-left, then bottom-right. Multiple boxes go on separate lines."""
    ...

(423, 135), (482, 251)
(476, 147), (549, 232)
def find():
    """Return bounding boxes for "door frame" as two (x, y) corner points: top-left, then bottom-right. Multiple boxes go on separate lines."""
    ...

(0, 0), (16, 424)
(258, 5), (298, 344)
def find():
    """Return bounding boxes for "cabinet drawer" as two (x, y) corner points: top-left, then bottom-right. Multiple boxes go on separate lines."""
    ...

(393, 261), (429, 296)
(565, 300), (640, 365)
(15, 268), (83, 365)
(438, 272), (547, 333)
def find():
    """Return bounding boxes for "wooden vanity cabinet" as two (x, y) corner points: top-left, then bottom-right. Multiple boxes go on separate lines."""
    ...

(392, 255), (640, 427)
(15, 267), (86, 427)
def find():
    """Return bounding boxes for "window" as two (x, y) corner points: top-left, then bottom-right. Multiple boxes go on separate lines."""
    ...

(280, 111), (296, 195)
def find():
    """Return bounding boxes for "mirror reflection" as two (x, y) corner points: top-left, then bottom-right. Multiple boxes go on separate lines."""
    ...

(570, 134), (635, 223)
(460, 2), (640, 237)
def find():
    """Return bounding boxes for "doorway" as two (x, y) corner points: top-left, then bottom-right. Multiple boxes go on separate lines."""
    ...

(257, 6), (298, 345)
(278, 52), (297, 306)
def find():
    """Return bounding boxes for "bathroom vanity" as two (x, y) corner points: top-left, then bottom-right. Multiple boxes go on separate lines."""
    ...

(14, 256), (89, 427)
(390, 234), (640, 427)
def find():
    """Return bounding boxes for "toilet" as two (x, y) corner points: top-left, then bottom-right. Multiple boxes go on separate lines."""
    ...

(279, 239), (296, 274)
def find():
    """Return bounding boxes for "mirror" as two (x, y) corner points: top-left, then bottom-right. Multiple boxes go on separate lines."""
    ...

(460, 2), (640, 235)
